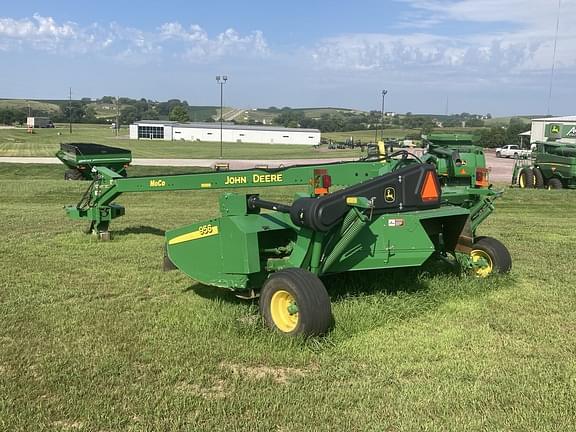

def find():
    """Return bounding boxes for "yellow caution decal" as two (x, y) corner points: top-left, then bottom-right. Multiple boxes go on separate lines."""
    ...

(168, 224), (219, 245)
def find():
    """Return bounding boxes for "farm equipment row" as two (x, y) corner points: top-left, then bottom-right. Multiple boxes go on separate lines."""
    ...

(60, 140), (511, 336)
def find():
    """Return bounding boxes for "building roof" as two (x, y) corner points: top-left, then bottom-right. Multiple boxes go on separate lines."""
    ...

(532, 115), (576, 122)
(133, 120), (320, 133)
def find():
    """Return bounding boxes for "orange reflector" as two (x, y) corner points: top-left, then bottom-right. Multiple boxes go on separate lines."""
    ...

(459, 168), (467, 175)
(475, 168), (489, 188)
(421, 171), (440, 202)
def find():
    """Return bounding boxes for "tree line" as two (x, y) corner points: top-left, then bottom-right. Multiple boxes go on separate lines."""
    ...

(0, 97), (216, 126)
(0, 97), (530, 147)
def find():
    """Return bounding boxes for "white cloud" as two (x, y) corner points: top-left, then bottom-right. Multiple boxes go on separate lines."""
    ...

(312, 0), (576, 76)
(0, 14), (269, 62)
(159, 23), (268, 62)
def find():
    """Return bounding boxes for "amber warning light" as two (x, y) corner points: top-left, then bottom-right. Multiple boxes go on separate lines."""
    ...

(420, 171), (440, 202)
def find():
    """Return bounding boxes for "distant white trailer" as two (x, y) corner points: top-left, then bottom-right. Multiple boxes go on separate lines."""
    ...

(130, 120), (321, 145)
(27, 117), (53, 128)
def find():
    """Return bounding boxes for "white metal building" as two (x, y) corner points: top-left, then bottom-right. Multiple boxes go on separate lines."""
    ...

(530, 116), (576, 142)
(129, 120), (321, 145)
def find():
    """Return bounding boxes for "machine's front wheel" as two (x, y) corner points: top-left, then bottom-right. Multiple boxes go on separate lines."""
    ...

(518, 168), (534, 188)
(64, 168), (83, 181)
(469, 236), (512, 277)
(260, 268), (331, 336)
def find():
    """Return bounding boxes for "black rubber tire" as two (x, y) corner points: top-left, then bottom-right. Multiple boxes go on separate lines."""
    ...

(64, 168), (83, 181)
(547, 178), (563, 190)
(260, 268), (331, 336)
(533, 167), (545, 189)
(495, 152), (501, 158)
(518, 168), (534, 189)
(513, 152), (519, 159)
(471, 236), (512, 276)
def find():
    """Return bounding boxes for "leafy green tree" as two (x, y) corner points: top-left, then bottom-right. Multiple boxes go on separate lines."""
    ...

(169, 105), (190, 122)
(141, 109), (160, 120)
(478, 127), (507, 148)
(119, 106), (140, 125)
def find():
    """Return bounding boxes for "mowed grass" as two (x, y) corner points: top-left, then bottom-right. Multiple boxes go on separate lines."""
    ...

(0, 124), (362, 159)
(1, 164), (576, 431)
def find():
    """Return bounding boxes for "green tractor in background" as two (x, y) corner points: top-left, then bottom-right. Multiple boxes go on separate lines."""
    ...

(56, 143), (132, 180)
(421, 133), (490, 188)
(513, 140), (576, 189)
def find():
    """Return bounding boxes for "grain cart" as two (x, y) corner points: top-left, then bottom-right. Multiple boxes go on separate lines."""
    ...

(63, 145), (511, 336)
(513, 140), (576, 189)
(56, 143), (132, 180)
(421, 133), (489, 189)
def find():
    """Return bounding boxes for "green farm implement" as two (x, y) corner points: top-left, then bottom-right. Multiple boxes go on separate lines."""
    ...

(62, 144), (511, 336)
(56, 143), (132, 180)
(513, 140), (576, 189)
(421, 133), (489, 188)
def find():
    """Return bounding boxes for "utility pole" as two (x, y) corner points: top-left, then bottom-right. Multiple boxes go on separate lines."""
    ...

(216, 75), (228, 158)
(69, 87), (72, 134)
(115, 96), (119, 137)
(380, 89), (388, 142)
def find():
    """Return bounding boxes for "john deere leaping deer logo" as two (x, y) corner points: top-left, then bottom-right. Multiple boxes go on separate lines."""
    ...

(550, 124), (561, 134)
(384, 187), (396, 203)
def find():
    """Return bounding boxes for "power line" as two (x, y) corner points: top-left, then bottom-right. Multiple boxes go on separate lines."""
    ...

(546, 0), (561, 116)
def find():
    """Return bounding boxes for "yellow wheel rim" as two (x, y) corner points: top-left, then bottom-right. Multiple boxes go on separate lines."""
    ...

(519, 173), (525, 188)
(470, 249), (493, 277)
(270, 290), (299, 333)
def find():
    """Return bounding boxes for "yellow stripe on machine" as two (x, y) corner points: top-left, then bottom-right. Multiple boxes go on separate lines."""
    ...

(200, 183), (212, 188)
(168, 225), (219, 245)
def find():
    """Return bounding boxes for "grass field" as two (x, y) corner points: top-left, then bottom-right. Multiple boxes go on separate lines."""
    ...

(323, 128), (422, 143)
(0, 124), (362, 159)
(0, 99), (61, 114)
(1, 163), (575, 431)
(242, 107), (363, 124)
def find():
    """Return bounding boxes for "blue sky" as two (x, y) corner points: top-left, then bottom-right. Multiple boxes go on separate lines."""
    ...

(0, 0), (574, 116)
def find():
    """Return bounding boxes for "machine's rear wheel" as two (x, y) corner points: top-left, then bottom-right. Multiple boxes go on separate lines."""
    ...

(260, 268), (331, 336)
(547, 178), (563, 190)
(518, 168), (534, 189)
(533, 167), (545, 188)
(469, 236), (512, 277)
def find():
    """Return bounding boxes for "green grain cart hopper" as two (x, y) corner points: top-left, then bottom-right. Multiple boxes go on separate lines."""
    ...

(513, 140), (576, 189)
(56, 143), (132, 180)
(62, 144), (511, 336)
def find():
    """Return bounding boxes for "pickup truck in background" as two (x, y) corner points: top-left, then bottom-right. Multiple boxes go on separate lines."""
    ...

(495, 145), (531, 158)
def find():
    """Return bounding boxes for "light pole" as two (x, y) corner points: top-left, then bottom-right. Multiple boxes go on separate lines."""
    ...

(216, 75), (228, 158)
(69, 87), (73, 134)
(380, 89), (388, 142)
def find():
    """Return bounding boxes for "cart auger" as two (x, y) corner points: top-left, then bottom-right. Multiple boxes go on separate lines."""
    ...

(62, 144), (511, 336)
